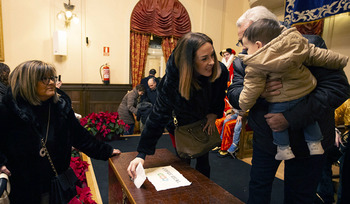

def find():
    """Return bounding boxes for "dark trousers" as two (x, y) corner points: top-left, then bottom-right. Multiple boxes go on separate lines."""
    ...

(248, 144), (325, 204)
(180, 152), (210, 178)
(339, 148), (350, 204)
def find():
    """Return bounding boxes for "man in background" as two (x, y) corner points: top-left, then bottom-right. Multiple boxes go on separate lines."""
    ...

(144, 77), (157, 104)
(227, 6), (349, 203)
(141, 69), (159, 90)
(141, 69), (159, 102)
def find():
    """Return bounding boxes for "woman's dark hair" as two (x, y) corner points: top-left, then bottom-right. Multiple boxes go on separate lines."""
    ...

(0, 63), (10, 86)
(136, 84), (145, 93)
(243, 18), (281, 45)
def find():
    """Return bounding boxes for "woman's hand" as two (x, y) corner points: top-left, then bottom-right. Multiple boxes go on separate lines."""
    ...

(127, 157), (145, 180)
(112, 149), (121, 156)
(204, 113), (217, 135)
(0, 166), (11, 176)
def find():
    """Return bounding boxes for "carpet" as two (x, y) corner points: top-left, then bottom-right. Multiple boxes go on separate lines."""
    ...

(91, 134), (284, 203)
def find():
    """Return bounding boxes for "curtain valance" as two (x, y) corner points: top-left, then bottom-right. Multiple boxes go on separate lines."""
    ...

(130, 0), (191, 38)
(284, 0), (350, 26)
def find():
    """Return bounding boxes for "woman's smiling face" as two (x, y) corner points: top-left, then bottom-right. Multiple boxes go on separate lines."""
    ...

(194, 42), (215, 77)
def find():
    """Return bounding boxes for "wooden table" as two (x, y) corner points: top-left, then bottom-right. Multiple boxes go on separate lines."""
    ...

(109, 148), (243, 204)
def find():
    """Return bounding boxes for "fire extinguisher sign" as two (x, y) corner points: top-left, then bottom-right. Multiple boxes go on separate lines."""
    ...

(103, 46), (110, 56)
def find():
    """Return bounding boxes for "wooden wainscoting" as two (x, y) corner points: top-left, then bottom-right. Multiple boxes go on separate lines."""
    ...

(60, 84), (132, 117)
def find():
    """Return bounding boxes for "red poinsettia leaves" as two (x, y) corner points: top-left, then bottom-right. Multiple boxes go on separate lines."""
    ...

(69, 155), (97, 204)
(80, 111), (127, 139)
(70, 156), (89, 183)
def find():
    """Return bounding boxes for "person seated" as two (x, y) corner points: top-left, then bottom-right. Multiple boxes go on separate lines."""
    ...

(215, 108), (246, 158)
(214, 95), (247, 158)
(220, 48), (236, 82)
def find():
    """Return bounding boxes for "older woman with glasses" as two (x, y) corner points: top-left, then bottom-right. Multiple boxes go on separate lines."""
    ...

(0, 60), (121, 203)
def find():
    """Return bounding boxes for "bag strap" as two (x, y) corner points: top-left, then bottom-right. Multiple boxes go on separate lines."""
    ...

(172, 111), (178, 127)
(41, 140), (58, 177)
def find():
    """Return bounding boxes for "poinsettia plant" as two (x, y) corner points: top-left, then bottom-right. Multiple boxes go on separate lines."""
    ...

(80, 111), (129, 140)
(69, 149), (96, 204)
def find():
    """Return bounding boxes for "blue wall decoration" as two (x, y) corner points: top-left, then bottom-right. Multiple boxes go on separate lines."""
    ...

(284, 0), (350, 26)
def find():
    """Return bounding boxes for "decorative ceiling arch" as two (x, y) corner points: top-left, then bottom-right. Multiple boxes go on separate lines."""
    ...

(130, 0), (191, 37)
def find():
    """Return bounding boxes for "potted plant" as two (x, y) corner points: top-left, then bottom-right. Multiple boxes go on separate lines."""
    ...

(80, 111), (129, 141)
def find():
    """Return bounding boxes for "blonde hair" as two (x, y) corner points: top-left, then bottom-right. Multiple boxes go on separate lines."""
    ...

(9, 60), (59, 105)
(174, 32), (221, 100)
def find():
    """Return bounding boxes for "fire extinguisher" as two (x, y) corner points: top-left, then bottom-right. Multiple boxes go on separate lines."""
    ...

(100, 63), (110, 84)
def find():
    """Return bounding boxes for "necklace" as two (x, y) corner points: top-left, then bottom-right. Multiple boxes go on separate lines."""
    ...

(39, 103), (51, 157)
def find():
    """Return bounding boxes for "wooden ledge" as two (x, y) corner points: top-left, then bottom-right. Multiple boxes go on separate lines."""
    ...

(81, 153), (103, 204)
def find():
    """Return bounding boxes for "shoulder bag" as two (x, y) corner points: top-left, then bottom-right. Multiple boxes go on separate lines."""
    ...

(41, 139), (78, 204)
(174, 114), (221, 159)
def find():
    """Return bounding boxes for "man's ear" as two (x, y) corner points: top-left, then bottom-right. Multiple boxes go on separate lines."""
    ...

(256, 41), (263, 49)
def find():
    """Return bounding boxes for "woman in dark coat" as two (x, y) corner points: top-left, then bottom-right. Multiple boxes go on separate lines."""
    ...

(127, 32), (228, 178)
(0, 60), (120, 203)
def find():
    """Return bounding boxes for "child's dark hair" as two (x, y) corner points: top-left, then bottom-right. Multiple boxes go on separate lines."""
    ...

(243, 18), (281, 45)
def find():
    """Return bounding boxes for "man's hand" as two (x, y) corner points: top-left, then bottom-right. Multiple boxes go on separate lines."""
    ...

(264, 113), (289, 132)
(261, 80), (282, 98)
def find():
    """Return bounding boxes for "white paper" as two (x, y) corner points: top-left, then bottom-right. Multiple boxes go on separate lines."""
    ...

(133, 162), (146, 188)
(145, 165), (192, 191)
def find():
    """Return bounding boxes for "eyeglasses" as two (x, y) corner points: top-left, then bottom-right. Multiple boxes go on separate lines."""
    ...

(236, 39), (243, 47)
(41, 76), (58, 85)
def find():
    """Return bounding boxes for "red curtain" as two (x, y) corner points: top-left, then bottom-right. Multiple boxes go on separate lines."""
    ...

(130, 0), (191, 38)
(130, 32), (150, 87)
(162, 37), (178, 62)
(293, 19), (324, 36)
(130, 0), (191, 87)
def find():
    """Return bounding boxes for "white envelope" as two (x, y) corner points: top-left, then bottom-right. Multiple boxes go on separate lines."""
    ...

(133, 162), (146, 188)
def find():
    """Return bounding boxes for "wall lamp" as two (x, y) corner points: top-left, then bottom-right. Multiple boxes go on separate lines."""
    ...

(57, 0), (79, 27)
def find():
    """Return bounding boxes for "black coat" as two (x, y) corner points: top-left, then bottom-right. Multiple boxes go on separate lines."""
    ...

(0, 82), (7, 103)
(0, 89), (113, 203)
(137, 53), (228, 157)
(136, 101), (153, 124)
(227, 35), (350, 157)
